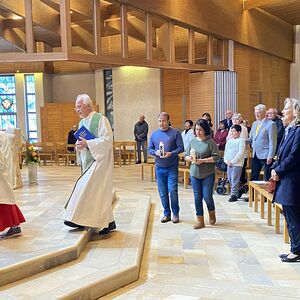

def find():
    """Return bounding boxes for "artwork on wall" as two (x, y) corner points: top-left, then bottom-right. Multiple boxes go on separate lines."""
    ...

(103, 69), (114, 131)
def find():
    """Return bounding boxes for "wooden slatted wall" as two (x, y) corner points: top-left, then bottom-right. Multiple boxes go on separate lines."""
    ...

(40, 103), (81, 142)
(162, 69), (190, 129)
(189, 72), (215, 126)
(234, 43), (290, 123)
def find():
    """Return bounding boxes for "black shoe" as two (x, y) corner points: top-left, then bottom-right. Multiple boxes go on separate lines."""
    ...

(279, 253), (289, 259)
(144, 160), (147, 163)
(281, 254), (300, 263)
(0, 226), (22, 239)
(228, 195), (238, 202)
(161, 215), (171, 223)
(99, 221), (116, 235)
(136, 160), (141, 164)
(64, 221), (84, 228)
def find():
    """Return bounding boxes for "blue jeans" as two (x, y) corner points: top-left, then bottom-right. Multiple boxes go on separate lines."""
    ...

(191, 174), (215, 216)
(156, 165), (180, 217)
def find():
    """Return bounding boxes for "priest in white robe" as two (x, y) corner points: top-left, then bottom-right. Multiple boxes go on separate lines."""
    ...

(63, 94), (116, 234)
(0, 131), (25, 239)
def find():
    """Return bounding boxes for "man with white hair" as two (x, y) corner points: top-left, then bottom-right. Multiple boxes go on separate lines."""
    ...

(63, 94), (116, 235)
(249, 104), (277, 181)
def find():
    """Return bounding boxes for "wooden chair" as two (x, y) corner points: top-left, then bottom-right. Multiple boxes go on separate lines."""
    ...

(113, 141), (122, 167)
(65, 144), (77, 165)
(55, 142), (66, 165)
(120, 141), (137, 165)
(39, 142), (56, 165)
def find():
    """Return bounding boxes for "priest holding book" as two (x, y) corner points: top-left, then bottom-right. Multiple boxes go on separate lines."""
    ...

(63, 94), (116, 234)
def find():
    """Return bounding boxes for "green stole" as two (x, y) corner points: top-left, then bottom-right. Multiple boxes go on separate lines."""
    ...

(79, 112), (102, 172)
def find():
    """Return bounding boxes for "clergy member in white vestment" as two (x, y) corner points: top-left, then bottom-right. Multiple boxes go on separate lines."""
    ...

(63, 94), (116, 234)
(0, 131), (25, 239)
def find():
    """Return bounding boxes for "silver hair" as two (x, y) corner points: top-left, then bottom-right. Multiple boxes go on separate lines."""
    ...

(76, 94), (93, 107)
(254, 104), (266, 112)
(232, 113), (242, 120)
(284, 98), (300, 125)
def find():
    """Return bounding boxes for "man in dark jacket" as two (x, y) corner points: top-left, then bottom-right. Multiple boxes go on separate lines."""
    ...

(267, 107), (285, 154)
(221, 110), (233, 130)
(134, 115), (148, 163)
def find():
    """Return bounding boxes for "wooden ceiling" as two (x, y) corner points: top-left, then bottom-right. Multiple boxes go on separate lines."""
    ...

(0, 0), (296, 73)
(243, 0), (300, 25)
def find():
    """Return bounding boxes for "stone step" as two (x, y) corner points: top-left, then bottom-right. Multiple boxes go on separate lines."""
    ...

(0, 194), (151, 300)
(0, 190), (116, 287)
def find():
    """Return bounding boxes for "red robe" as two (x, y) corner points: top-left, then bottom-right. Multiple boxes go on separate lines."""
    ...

(0, 204), (25, 231)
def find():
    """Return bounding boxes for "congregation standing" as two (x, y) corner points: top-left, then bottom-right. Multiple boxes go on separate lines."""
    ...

(1, 94), (299, 264)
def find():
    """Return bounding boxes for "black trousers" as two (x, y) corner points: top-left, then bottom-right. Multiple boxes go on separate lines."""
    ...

(283, 205), (300, 255)
(250, 154), (272, 181)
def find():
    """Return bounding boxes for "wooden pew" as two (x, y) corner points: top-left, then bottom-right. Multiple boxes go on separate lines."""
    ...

(248, 181), (289, 244)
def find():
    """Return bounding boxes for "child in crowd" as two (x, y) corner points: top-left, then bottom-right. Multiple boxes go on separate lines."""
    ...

(224, 124), (246, 202)
(214, 120), (228, 151)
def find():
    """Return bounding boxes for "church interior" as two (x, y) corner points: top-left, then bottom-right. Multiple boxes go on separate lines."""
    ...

(0, 0), (300, 299)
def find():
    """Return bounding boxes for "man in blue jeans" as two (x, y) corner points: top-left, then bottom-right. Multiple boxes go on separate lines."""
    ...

(148, 112), (184, 223)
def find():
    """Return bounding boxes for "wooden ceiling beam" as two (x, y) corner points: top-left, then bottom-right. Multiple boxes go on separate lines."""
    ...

(40, 0), (60, 12)
(2, 18), (25, 28)
(0, 23), (25, 51)
(243, 0), (279, 10)
(0, 51), (67, 62)
(0, 0), (60, 34)
(105, 18), (145, 43)
(67, 52), (228, 71)
(71, 26), (94, 53)
(25, 0), (35, 53)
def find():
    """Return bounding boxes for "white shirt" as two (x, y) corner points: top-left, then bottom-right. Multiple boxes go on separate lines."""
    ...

(181, 129), (195, 151)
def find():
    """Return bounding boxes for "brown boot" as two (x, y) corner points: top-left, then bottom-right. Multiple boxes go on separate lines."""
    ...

(208, 210), (216, 225)
(193, 216), (205, 229)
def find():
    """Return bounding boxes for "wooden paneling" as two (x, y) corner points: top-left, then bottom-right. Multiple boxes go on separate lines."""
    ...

(162, 69), (189, 129)
(40, 103), (81, 142)
(120, 0), (293, 61)
(234, 43), (290, 123)
(189, 72), (214, 125)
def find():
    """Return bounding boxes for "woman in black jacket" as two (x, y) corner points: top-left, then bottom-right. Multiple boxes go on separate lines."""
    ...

(271, 98), (300, 263)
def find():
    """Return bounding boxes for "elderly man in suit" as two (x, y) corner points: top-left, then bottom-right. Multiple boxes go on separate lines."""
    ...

(249, 104), (277, 181)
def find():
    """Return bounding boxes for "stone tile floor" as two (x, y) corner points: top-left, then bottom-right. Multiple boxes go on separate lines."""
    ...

(1, 164), (300, 299)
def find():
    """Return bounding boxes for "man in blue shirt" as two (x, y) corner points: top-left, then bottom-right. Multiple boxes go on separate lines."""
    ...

(148, 112), (184, 223)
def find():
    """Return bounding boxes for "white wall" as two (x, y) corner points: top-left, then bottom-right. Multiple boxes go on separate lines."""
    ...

(113, 66), (161, 140)
(290, 25), (300, 99)
(10, 68), (161, 141)
(51, 72), (95, 102)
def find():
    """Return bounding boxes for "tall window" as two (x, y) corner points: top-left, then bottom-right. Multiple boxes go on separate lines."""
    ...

(25, 75), (38, 143)
(0, 75), (17, 130)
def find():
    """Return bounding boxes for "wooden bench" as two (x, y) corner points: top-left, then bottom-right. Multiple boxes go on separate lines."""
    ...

(141, 163), (190, 189)
(178, 166), (190, 189)
(141, 162), (156, 181)
(246, 169), (264, 184)
(248, 181), (289, 243)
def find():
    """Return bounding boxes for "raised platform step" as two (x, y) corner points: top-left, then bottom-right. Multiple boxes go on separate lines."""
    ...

(0, 190), (116, 288)
(0, 193), (151, 299)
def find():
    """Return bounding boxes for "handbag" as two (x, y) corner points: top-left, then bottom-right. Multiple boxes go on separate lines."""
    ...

(267, 178), (276, 193)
